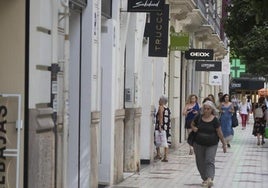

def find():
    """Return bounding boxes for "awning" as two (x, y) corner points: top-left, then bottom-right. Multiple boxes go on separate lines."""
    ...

(258, 88), (268, 96)
(230, 78), (264, 93)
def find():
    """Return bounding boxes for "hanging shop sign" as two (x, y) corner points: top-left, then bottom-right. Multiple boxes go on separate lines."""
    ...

(209, 72), (222, 85)
(144, 4), (169, 57)
(185, 49), (214, 60)
(170, 32), (189, 51)
(127, 0), (165, 12)
(195, 61), (222, 71)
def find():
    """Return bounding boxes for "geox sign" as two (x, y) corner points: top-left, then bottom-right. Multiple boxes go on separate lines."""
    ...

(127, 0), (165, 12)
(185, 49), (214, 60)
(195, 61), (222, 71)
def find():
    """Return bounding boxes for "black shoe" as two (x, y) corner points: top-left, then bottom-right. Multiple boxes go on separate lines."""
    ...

(261, 140), (265, 145)
(227, 144), (231, 148)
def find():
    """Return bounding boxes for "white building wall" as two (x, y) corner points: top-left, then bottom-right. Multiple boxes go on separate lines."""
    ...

(68, 12), (81, 188)
(89, 0), (101, 111)
(118, 10), (130, 108)
(99, 0), (128, 184)
(140, 49), (154, 160)
(99, 18), (117, 184)
(29, 0), (52, 108)
(125, 14), (146, 109)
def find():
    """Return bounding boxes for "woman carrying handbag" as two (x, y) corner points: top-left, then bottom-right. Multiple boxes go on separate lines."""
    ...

(191, 101), (227, 187)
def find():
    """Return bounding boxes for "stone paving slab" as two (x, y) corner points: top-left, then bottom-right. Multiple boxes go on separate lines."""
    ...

(108, 114), (268, 188)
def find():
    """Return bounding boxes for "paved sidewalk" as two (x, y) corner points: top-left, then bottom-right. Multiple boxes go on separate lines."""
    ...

(109, 114), (268, 187)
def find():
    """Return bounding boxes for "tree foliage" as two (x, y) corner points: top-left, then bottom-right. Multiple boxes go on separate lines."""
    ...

(223, 0), (268, 76)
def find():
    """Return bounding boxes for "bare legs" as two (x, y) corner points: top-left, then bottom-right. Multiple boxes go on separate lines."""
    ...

(187, 128), (194, 155)
(155, 147), (168, 162)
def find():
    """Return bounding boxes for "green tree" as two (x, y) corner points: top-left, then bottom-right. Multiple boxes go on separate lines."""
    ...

(223, 0), (268, 76)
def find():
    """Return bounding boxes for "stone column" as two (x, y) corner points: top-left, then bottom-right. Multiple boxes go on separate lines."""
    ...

(113, 109), (125, 183)
(28, 108), (55, 188)
(124, 107), (142, 172)
(90, 111), (100, 188)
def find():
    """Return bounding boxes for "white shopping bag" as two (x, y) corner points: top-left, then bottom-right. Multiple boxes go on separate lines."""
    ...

(155, 130), (168, 147)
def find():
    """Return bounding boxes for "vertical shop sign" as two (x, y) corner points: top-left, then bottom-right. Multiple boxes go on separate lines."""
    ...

(145, 4), (169, 57)
(0, 95), (22, 188)
(0, 104), (7, 185)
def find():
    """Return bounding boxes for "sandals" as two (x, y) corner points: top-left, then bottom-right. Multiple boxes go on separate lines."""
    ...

(202, 178), (213, 187)
(161, 158), (168, 162)
(161, 155), (168, 162)
(207, 178), (214, 187)
(154, 155), (162, 160)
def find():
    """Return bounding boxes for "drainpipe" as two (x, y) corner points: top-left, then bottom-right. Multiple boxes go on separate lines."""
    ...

(51, 0), (59, 187)
(60, 1), (69, 188)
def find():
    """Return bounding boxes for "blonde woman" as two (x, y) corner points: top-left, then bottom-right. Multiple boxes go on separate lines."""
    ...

(239, 97), (250, 129)
(183, 94), (200, 155)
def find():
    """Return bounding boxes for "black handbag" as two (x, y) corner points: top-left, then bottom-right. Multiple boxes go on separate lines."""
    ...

(232, 114), (239, 127)
(187, 114), (201, 146)
(187, 131), (197, 146)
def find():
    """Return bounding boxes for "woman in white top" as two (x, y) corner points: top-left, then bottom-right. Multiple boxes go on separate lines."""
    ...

(239, 97), (250, 129)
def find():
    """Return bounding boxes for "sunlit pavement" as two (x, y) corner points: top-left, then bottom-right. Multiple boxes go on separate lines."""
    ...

(109, 114), (268, 188)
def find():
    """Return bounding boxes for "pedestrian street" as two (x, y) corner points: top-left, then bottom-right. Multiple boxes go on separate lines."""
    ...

(108, 114), (268, 188)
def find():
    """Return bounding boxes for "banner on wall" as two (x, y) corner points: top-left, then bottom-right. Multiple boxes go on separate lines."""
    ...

(127, 0), (165, 12)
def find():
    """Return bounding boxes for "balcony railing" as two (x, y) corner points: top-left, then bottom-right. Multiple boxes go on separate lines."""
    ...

(194, 0), (206, 17)
(193, 0), (225, 43)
